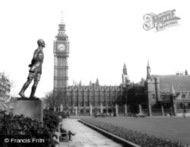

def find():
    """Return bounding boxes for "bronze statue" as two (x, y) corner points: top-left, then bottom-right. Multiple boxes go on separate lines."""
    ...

(19, 39), (45, 98)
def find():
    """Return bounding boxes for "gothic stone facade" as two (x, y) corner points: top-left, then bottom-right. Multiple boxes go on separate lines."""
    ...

(53, 18), (190, 116)
(66, 84), (124, 115)
(142, 63), (190, 116)
(53, 20), (128, 115)
(125, 63), (190, 117)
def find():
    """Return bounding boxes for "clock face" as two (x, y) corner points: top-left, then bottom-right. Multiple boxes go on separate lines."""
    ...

(57, 44), (65, 52)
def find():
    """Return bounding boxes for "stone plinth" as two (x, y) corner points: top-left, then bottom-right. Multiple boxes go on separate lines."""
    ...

(13, 98), (43, 123)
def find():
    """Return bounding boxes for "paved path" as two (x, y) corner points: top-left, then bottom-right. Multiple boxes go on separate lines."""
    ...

(59, 118), (122, 147)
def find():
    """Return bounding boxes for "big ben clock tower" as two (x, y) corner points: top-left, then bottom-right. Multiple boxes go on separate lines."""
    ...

(53, 16), (69, 108)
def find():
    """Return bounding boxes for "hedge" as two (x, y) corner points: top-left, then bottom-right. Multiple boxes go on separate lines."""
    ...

(0, 110), (61, 147)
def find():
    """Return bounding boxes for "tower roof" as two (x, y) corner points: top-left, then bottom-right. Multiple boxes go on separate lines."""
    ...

(60, 11), (65, 24)
(170, 84), (176, 96)
(123, 63), (127, 75)
(185, 69), (188, 75)
(96, 78), (99, 86)
(147, 60), (150, 68)
(56, 11), (68, 40)
(152, 75), (190, 92)
(146, 60), (152, 80)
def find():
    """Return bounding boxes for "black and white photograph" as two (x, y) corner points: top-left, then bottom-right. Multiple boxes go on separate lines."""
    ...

(0, 0), (189, 147)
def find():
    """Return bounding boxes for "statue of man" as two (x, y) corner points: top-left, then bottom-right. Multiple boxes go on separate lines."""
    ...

(19, 39), (45, 98)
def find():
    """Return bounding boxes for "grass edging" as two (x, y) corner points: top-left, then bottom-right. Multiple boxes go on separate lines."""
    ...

(79, 119), (140, 147)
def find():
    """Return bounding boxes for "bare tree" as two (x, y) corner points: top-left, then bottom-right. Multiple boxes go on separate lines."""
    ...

(43, 91), (57, 110)
(0, 72), (12, 111)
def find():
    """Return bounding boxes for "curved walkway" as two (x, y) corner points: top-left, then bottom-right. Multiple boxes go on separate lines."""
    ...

(59, 118), (122, 147)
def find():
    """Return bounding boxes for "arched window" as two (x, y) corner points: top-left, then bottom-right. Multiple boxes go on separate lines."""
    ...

(152, 94), (155, 99)
(180, 103), (183, 109)
(182, 94), (186, 98)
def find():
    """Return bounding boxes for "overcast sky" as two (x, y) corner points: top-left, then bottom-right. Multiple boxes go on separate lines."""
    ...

(0, 0), (189, 98)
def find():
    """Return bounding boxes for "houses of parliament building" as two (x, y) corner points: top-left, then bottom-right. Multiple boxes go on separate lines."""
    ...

(53, 18), (190, 116)
(53, 19), (128, 115)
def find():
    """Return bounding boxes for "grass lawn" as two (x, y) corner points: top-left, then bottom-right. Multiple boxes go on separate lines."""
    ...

(94, 116), (190, 144)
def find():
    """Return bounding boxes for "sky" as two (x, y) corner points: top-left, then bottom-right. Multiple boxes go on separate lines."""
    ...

(0, 0), (189, 98)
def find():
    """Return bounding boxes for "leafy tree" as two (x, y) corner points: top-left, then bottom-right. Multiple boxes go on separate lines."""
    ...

(0, 111), (59, 147)
(0, 110), (62, 147)
(43, 109), (61, 133)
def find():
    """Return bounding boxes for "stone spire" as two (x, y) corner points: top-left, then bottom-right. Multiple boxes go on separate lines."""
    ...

(122, 63), (129, 87)
(123, 64), (127, 75)
(185, 69), (188, 75)
(56, 11), (68, 40)
(146, 60), (152, 80)
(96, 78), (99, 86)
(79, 80), (82, 86)
(60, 11), (64, 24)
(170, 85), (176, 96)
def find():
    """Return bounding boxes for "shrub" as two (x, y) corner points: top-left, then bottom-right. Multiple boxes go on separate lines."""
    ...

(0, 111), (60, 147)
(43, 110), (61, 133)
(56, 111), (68, 119)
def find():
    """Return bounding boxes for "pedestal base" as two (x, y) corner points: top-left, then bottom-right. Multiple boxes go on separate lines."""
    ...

(13, 98), (43, 123)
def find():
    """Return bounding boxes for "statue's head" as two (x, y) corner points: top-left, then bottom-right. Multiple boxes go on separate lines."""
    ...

(37, 39), (45, 48)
